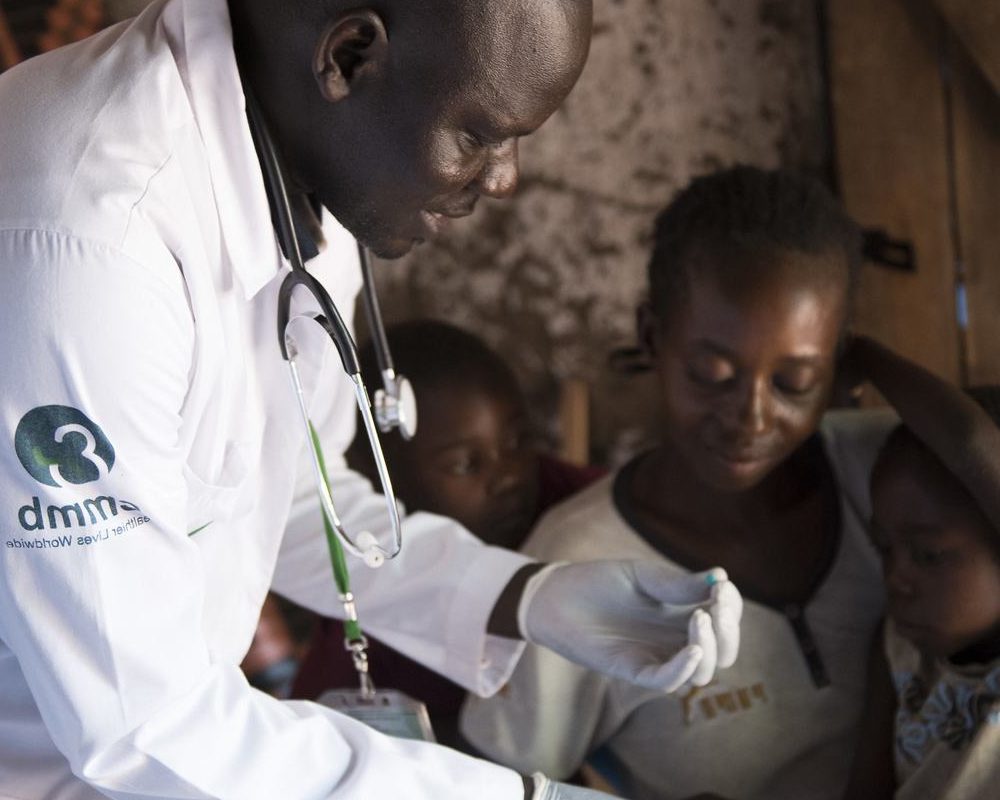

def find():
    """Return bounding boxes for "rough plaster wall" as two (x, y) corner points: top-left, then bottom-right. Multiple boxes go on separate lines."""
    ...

(368, 0), (829, 463)
(105, 0), (153, 21)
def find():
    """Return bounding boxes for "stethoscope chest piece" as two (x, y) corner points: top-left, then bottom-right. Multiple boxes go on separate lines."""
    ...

(374, 373), (417, 440)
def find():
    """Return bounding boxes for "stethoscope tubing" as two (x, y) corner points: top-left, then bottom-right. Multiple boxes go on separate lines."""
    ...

(244, 86), (403, 566)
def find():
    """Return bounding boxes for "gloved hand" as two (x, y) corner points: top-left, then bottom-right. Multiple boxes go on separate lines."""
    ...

(519, 561), (742, 692)
(528, 772), (623, 800)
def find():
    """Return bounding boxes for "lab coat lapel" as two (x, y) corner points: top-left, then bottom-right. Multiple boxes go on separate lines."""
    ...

(165, 0), (282, 300)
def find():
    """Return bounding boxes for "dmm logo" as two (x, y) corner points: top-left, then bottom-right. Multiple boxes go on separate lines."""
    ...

(17, 495), (140, 532)
(14, 405), (115, 487)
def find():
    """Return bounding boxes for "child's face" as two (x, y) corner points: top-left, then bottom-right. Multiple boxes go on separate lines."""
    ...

(871, 438), (1000, 659)
(647, 252), (846, 492)
(389, 382), (540, 550)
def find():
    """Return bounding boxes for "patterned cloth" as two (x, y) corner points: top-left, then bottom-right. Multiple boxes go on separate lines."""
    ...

(888, 622), (1000, 799)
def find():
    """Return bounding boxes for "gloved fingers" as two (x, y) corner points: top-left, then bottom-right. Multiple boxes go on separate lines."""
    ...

(632, 563), (729, 606)
(709, 579), (743, 669)
(686, 608), (718, 687)
(534, 773), (622, 800)
(627, 642), (704, 692)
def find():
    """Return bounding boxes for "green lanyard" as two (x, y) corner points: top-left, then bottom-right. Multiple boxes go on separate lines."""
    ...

(309, 422), (375, 698)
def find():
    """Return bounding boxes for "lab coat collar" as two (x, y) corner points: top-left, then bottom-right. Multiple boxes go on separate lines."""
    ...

(166, 0), (282, 299)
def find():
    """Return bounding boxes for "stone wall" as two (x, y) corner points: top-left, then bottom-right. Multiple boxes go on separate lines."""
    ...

(369, 0), (830, 464)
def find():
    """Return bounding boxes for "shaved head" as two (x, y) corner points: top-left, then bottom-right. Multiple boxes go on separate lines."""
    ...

(229, 0), (592, 257)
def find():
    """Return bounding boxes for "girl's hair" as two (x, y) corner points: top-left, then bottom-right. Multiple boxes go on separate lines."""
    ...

(647, 165), (862, 316)
(346, 319), (523, 474)
(356, 318), (519, 400)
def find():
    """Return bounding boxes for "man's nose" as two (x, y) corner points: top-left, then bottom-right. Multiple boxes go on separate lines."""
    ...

(475, 139), (519, 199)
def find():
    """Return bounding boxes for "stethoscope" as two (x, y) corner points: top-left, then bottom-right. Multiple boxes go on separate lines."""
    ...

(245, 89), (417, 569)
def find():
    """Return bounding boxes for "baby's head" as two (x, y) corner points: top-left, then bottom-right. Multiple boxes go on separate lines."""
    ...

(347, 320), (540, 550)
(640, 166), (862, 491)
(871, 387), (1000, 660)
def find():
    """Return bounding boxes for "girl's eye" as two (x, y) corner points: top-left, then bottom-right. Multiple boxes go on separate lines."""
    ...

(686, 357), (736, 388)
(774, 369), (819, 396)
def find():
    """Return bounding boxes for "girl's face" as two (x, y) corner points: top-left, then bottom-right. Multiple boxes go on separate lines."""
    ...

(872, 439), (1000, 659)
(390, 382), (540, 550)
(645, 252), (847, 493)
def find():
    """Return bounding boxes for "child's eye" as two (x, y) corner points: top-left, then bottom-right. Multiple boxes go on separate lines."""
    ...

(444, 453), (479, 477)
(911, 547), (953, 567)
(503, 426), (536, 453)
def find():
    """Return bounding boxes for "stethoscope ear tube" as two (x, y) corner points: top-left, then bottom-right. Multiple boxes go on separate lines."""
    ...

(357, 244), (393, 377)
(244, 91), (301, 269)
(357, 245), (418, 440)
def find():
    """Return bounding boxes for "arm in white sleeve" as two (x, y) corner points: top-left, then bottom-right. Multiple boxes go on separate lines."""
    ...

(0, 232), (524, 799)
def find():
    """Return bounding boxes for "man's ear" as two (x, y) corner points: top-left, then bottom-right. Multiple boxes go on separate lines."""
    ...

(313, 11), (388, 103)
(636, 301), (661, 358)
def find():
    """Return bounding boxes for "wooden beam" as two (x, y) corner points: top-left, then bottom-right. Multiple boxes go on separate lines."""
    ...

(950, 31), (1000, 385)
(826, 0), (961, 383)
(932, 0), (1000, 96)
(558, 378), (590, 467)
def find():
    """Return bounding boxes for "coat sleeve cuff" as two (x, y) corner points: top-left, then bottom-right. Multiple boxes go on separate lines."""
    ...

(444, 545), (534, 697)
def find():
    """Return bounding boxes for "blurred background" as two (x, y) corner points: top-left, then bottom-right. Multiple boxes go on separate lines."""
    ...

(3, 0), (998, 467)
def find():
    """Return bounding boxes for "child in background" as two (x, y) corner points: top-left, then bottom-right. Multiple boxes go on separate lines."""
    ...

(461, 166), (894, 800)
(843, 338), (1000, 800)
(291, 319), (604, 748)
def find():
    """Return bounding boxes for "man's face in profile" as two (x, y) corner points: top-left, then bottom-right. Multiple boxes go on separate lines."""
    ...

(235, 1), (593, 259)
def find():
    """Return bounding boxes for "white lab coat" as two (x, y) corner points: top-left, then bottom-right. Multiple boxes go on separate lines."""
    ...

(0, 1), (532, 797)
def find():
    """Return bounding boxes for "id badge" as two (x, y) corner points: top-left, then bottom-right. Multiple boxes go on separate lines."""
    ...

(317, 688), (436, 743)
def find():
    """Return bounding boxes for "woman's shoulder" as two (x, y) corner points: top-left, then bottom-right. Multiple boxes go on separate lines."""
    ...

(520, 473), (633, 561)
(820, 408), (900, 509)
(820, 408), (900, 460)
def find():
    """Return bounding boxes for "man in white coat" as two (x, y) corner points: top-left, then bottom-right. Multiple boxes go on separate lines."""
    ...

(0, 0), (742, 798)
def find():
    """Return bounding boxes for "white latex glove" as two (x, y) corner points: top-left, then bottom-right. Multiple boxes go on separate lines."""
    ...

(529, 772), (621, 800)
(519, 562), (742, 692)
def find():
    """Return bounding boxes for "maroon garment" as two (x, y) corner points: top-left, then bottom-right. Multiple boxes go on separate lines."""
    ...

(290, 455), (605, 747)
(535, 455), (606, 518)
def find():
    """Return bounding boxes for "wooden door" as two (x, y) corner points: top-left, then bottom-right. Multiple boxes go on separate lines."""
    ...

(826, 0), (1000, 387)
